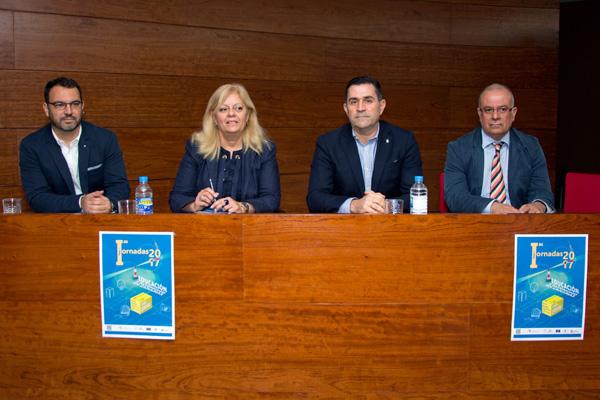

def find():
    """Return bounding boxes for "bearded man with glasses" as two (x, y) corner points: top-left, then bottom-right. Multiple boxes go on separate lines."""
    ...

(444, 83), (554, 214)
(19, 77), (129, 213)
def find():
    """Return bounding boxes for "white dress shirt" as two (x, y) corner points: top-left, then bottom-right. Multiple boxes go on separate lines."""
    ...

(52, 126), (83, 196)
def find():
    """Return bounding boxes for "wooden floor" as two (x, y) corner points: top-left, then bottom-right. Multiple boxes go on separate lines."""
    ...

(1, 213), (599, 399)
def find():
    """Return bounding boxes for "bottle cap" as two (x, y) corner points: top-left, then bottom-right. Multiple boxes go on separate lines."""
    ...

(139, 176), (148, 183)
(415, 176), (423, 183)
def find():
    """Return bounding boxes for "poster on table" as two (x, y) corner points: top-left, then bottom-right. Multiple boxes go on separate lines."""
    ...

(511, 234), (588, 341)
(99, 231), (175, 340)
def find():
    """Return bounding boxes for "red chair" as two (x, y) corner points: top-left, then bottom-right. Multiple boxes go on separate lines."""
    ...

(439, 172), (448, 213)
(563, 172), (600, 213)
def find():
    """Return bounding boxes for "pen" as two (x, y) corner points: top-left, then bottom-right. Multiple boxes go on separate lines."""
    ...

(209, 178), (217, 204)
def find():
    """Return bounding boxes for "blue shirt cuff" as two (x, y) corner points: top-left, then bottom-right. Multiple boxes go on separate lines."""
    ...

(338, 198), (354, 214)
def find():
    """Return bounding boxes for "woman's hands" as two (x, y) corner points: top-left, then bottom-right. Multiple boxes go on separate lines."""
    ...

(183, 187), (218, 213)
(211, 197), (249, 214)
(183, 187), (253, 214)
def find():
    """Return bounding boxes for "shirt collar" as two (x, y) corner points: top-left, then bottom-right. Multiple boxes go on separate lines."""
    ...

(352, 124), (380, 144)
(52, 125), (82, 147)
(481, 128), (510, 149)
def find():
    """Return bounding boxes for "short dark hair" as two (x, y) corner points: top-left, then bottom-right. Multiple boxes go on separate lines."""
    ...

(345, 76), (383, 101)
(44, 77), (83, 103)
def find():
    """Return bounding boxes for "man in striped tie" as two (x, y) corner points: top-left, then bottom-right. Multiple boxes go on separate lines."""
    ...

(443, 83), (554, 214)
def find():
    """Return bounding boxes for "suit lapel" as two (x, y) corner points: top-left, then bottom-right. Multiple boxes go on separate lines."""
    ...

(240, 150), (254, 198)
(340, 126), (365, 193)
(45, 127), (76, 194)
(371, 123), (391, 191)
(471, 129), (485, 195)
(507, 129), (521, 202)
(78, 126), (90, 193)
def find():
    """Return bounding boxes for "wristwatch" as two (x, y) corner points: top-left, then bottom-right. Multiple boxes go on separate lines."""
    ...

(241, 202), (250, 213)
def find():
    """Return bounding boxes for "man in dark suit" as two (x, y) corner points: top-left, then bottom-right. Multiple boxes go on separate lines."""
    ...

(444, 83), (554, 214)
(307, 76), (423, 213)
(19, 77), (129, 213)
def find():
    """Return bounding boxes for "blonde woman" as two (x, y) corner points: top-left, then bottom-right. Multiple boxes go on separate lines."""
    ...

(169, 84), (280, 213)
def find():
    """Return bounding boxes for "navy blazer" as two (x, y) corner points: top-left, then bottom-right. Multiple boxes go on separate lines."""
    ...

(307, 120), (423, 213)
(444, 127), (554, 213)
(19, 121), (130, 213)
(169, 140), (281, 213)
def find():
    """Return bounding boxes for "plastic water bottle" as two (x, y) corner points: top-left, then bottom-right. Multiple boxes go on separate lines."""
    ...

(135, 176), (153, 215)
(410, 175), (428, 215)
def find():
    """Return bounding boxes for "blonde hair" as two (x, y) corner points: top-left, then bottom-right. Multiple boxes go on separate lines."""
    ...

(192, 83), (269, 160)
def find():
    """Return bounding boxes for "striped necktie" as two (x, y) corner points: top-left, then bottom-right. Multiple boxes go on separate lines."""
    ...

(490, 142), (507, 203)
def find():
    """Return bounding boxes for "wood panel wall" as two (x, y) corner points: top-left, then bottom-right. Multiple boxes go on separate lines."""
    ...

(0, 1), (559, 212)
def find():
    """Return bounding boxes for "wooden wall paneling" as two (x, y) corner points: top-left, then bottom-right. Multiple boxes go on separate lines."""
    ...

(423, 168), (443, 212)
(0, 186), (24, 202)
(469, 303), (600, 391)
(1, 71), (473, 130)
(245, 80), (348, 128)
(1, 1), (560, 44)
(0, 70), (60, 129)
(243, 214), (598, 303)
(13, 12), (326, 82)
(2, 0), (453, 44)
(443, 0), (558, 7)
(415, 129), (465, 172)
(280, 173), (309, 213)
(325, 39), (558, 89)
(271, 127), (324, 175)
(2, 70), (557, 134)
(450, 4), (559, 48)
(0, 215), (243, 301)
(0, 11), (13, 69)
(0, 130), (19, 185)
(0, 71), (346, 129)
(365, 85), (452, 130)
(0, 70), (226, 129)
(117, 128), (193, 180)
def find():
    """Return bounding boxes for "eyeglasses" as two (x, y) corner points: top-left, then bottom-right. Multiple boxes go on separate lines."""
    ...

(217, 104), (245, 114)
(479, 106), (514, 115)
(47, 100), (83, 111)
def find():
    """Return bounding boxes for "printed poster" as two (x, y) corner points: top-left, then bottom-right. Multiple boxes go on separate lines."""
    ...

(99, 231), (175, 340)
(512, 234), (588, 341)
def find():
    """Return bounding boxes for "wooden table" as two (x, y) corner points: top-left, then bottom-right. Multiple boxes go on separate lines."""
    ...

(1, 213), (599, 399)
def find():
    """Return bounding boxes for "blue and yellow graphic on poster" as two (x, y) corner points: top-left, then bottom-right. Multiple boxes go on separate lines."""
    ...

(99, 231), (175, 340)
(512, 234), (588, 341)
